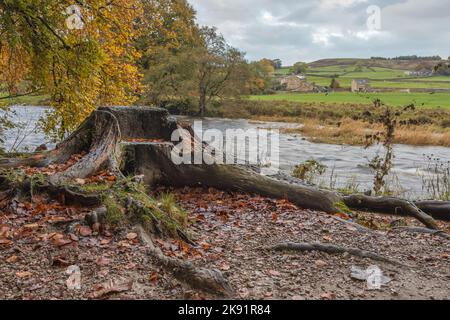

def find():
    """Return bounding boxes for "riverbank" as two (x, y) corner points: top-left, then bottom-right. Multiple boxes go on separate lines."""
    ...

(200, 99), (450, 147)
(5, 95), (450, 147)
(1, 186), (449, 300)
(0, 94), (49, 106)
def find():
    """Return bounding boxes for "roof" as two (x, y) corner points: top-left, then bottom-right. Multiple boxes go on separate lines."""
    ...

(353, 78), (370, 84)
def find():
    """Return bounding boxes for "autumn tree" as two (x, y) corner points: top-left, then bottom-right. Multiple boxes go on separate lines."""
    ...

(246, 60), (275, 94)
(289, 62), (308, 75)
(141, 26), (248, 116)
(0, 0), (143, 139)
(187, 27), (248, 116)
(136, 0), (201, 105)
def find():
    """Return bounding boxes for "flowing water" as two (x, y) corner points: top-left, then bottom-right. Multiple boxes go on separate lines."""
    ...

(2, 106), (449, 199)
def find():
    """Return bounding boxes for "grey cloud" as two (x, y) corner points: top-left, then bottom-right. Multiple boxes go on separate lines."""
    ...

(189, 0), (450, 64)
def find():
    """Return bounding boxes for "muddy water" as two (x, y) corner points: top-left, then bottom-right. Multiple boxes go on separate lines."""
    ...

(2, 106), (449, 199)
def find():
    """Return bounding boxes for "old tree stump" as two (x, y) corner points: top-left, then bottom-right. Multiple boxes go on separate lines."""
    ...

(1, 106), (449, 295)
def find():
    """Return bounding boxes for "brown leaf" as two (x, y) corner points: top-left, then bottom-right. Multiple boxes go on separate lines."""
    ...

(315, 260), (328, 267)
(126, 232), (138, 240)
(220, 263), (231, 271)
(23, 223), (39, 230)
(0, 239), (12, 245)
(79, 226), (92, 237)
(96, 257), (111, 267)
(89, 278), (133, 299)
(6, 255), (18, 263)
(51, 233), (73, 247)
(271, 212), (278, 221)
(321, 292), (336, 300)
(16, 271), (33, 278)
(149, 272), (158, 283)
(52, 257), (71, 267)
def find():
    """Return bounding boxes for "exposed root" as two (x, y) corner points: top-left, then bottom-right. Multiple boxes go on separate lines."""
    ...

(268, 242), (409, 267)
(392, 227), (450, 240)
(414, 201), (450, 222)
(343, 195), (440, 230)
(136, 225), (233, 297)
(332, 216), (376, 234)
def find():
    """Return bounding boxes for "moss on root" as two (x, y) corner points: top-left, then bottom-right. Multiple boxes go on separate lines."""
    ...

(334, 201), (352, 215)
(78, 178), (187, 237)
(0, 168), (188, 238)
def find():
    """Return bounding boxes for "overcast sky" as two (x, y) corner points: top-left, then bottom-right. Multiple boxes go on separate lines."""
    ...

(188, 0), (450, 65)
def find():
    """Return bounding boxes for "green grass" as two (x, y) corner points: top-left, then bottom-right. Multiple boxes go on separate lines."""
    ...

(0, 93), (49, 106)
(248, 92), (450, 109)
(275, 67), (291, 75)
(301, 64), (450, 90)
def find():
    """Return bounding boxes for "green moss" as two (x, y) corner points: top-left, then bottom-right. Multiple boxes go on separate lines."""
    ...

(103, 196), (125, 226)
(334, 201), (352, 215)
(157, 192), (188, 227)
(80, 183), (112, 193)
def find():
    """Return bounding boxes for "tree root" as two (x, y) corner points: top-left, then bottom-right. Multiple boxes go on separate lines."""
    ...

(343, 195), (440, 230)
(332, 216), (376, 234)
(268, 242), (409, 267)
(136, 225), (233, 297)
(414, 201), (450, 222)
(391, 227), (450, 240)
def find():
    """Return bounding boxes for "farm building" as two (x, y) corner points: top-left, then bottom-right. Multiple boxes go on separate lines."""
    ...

(280, 75), (315, 92)
(351, 78), (371, 92)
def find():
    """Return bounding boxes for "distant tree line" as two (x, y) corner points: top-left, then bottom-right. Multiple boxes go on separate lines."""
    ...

(371, 55), (442, 61)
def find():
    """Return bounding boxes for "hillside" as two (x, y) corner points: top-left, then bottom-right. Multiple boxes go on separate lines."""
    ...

(308, 58), (442, 71)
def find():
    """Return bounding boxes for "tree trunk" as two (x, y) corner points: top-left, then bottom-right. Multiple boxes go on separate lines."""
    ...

(199, 92), (206, 117)
(1, 106), (449, 231)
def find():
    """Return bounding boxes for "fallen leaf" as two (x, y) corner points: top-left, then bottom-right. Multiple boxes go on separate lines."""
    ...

(53, 257), (71, 267)
(51, 234), (72, 247)
(16, 271), (33, 278)
(315, 260), (328, 267)
(69, 234), (79, 242)
(89, 278), (133, 299)
(96, 257), (111, 267)
(220, 263), (231, 271)
(23, 223), (39, 230)
(149, 272), (158, 283)
(79, 226), (92, 237)
(6, 255), (18, 263)
(271, 212), (278, 221)
(126, 232), (138, 240)
(321, 292), (336, 300)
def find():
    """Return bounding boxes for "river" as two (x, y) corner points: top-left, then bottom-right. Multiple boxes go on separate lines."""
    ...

(1, 106), (449, 199)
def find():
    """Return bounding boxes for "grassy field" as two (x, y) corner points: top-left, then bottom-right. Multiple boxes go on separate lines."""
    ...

(249, 92), (450, 109)
(290, 63), (450, 90)
(0, 93), (49, 106)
